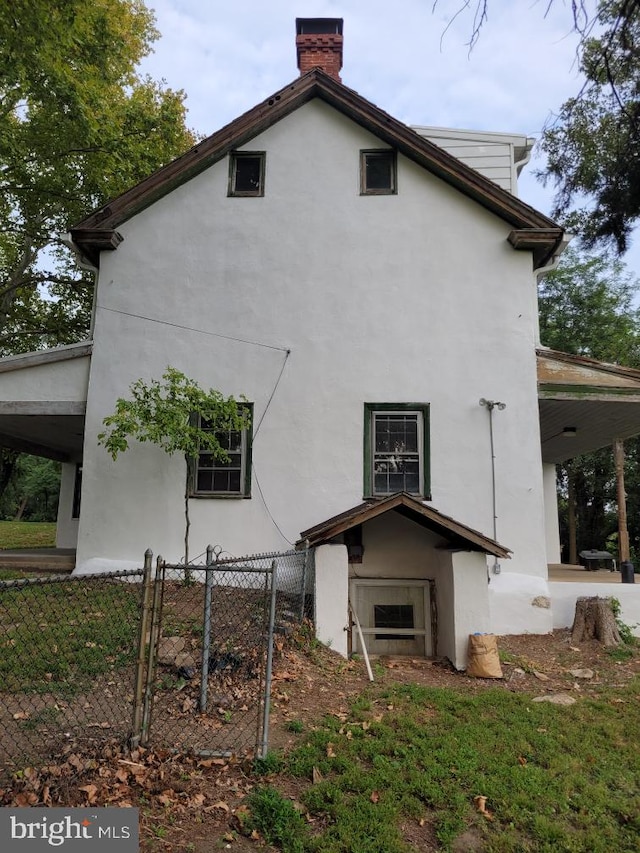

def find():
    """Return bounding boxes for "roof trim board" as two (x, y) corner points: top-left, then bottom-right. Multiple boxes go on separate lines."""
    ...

(297, 491), (510, 558)
(0, 341), (93, 374)
(71, 70), (563, 269)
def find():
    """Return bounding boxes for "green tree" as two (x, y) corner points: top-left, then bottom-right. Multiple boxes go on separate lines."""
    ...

(540, 1), (640, 252)
(0, 456), (61, 521)
(0, 0), (195, 354)
(436, 2), (640, 252)
(98, 368), (250, 567)
(538, 247), (640, 363)
(539, 247), (640, 559)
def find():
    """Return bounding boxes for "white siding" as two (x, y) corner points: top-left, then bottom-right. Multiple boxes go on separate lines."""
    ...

(413, 126), (533, 196)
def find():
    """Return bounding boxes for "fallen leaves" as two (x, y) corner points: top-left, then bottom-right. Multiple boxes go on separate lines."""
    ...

(474, 794), (494, 821)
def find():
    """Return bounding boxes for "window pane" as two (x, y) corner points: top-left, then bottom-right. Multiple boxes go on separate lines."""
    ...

(366, 154), (393, 190)
(371, 410), (423, 495)
(197, 471), (213, 491)
(404, 472), (420, 493)
(229, 470), (241, 492)
(374, 604), (415, 640)
(213, 471), (229, 492)
(234, 156), (262, 193)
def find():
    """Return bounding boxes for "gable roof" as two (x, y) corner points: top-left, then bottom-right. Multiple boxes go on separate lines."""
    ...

(70, 69), (563, 269)
(297, 492), (511, 558)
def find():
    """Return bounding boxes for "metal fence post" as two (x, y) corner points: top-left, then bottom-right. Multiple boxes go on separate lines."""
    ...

(140, 555), (163, 747)
(199, 545), (214, 713)
(130, 549), (153, 749)
(299, 545), (309, 622)
(261, 559), (278, 758)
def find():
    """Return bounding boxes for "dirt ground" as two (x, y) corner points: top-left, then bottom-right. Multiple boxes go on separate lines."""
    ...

(2, 628), (639, 852)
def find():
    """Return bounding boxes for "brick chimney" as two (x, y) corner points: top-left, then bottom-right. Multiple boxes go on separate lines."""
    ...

(296, 18), (344, 81)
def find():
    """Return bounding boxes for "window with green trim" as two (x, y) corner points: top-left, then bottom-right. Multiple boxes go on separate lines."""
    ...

(364, 403), (430, 498)
(192, 406), (252, 498)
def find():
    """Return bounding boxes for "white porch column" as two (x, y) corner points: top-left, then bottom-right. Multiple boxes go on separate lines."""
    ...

(543, 462), (561, 565)
(56, 461), (79, 548)
(314, 543), (349, 657)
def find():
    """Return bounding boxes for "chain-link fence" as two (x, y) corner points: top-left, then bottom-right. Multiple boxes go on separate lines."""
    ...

(0, 569), (145, 779)
(142, 547), (313, 758)
(0, 547), (314, 779)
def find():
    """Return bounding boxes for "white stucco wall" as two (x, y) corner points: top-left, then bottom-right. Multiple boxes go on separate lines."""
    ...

(550, 582), (640, 637)
(488, 572), (553, 635)
(77, 99), (548, 612)
(355, 512), (449, 578)
(543, 463), (561, 564)
(451, 551), (492, 669)
(314, 544), (349, 656)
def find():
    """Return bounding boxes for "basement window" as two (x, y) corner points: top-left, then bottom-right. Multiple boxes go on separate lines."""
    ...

(229, 152), (265, 196)
(361, 150), (396, 194)
(374, 604), (415, 640)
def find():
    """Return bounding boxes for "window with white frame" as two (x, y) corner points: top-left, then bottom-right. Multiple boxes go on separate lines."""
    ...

(192, 408), (252, 497)
(364, 403), (430, 498)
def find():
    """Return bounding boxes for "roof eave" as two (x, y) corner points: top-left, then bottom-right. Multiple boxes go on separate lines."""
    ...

(298, 492), (510, 558)
(70, 70), (563, 268)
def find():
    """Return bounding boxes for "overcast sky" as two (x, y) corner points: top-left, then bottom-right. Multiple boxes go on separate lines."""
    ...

(138, 1), (639, 271)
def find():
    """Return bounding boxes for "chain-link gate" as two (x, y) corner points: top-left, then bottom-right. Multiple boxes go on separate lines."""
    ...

(0, 547), (312, 778)
(133, 547), (311, 758)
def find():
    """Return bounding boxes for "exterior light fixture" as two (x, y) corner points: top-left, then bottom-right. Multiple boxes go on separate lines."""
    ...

(562, 427), (577, 438)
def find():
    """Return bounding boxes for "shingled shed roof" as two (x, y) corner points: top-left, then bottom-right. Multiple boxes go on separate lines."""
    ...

(297, 492), (511, 558)
(71, 69), (563, 269)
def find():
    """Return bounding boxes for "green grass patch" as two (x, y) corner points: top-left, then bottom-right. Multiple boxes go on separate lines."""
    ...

(273, 681), (640, 852)
(0, 578), (141, 694)
(0, 521), (56, 550)
(244, 786), (308, 852)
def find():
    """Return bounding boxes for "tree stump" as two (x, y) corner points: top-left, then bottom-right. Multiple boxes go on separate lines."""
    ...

(571, 596), (622, 646)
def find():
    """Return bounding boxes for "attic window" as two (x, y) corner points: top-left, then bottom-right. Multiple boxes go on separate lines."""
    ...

(361, 150), (396, 195)
(229, 152), (265, 196)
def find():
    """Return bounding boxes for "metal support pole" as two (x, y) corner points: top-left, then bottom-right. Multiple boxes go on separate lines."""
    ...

(141, 555), (163, 746)
(130, 548), (153, 749)
(200, 544), (214, 712)
(261, 559), (278, 758)
(479, 398), (506, 574)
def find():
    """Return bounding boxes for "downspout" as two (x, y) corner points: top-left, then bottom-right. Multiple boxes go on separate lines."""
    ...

(61, 232), (99, 337)
(479, 398), (506, 574)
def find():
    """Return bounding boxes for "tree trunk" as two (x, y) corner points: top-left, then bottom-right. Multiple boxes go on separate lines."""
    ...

(13, 495), (28, 521)
(571, 596), (622, 646)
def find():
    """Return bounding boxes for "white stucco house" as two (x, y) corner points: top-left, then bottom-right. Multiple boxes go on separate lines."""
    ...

(2, 19), (640, 668)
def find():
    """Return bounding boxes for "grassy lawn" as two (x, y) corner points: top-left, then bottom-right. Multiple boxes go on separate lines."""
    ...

(0, 521), (56, 550)
(247, 680), (640, 852)
(0, 578), (141, 694)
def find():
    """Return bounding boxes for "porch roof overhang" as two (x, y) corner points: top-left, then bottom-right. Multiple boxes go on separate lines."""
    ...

(0, 342), (91, 462)
(538, 348), (640, 463)
(297, 492), (511, 558)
